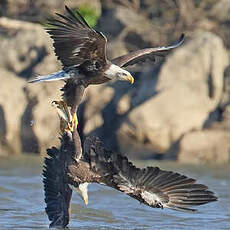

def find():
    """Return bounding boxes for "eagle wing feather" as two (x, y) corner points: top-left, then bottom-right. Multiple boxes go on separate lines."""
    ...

(112, 34), (184, 67)
(84, 136), (217, 212)
(47, 6), (107, 67)
(43, 146), (72, 228)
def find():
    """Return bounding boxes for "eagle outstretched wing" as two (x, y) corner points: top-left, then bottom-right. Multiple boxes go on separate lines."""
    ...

(43, 134), (217, 228)
(84, 136), (217, 212)
(112, 34), (184, 67)
(43, 143), (73, 228)
(47, 6), (107, 67)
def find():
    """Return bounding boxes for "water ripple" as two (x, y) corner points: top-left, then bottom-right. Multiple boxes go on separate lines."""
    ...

(0, 156), (229, 229)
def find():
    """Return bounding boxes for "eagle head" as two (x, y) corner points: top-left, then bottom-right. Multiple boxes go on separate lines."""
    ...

(104, 64), (134, 84)
(69, 182), (89, 205)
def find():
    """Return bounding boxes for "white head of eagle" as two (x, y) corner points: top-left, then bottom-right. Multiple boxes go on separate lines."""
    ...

(28, 6), (184, 86)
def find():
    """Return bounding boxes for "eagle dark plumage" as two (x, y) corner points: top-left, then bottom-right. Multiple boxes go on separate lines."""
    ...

(43, 131), (217, 228)
(29, 6), (184, 130)
(30, 6), (217, 229)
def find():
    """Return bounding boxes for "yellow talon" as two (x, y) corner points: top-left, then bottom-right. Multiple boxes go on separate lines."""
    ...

(52, 100), (78, 133)
(72, 113), (78, 130)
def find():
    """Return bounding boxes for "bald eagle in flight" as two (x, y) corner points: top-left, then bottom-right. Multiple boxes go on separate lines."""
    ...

(29, 6), (184, 131)
(43, 128), (217, 228)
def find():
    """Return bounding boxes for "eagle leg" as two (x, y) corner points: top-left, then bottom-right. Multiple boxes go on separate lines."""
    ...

(52, 100), (78, 133)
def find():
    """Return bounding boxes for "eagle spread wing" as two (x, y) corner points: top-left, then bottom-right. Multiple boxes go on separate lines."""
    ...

(43, 134), (217, 228)
(43, 143), (73, 228)
(112, 34), (184, 67)
(84, 136), (217, 212)
(47, 6), (107, 67)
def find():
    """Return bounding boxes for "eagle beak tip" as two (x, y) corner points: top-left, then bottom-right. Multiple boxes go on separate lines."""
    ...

(84, 198), (88, 205)
(130, 76), (134, 84)
(127, 74), (134, 84)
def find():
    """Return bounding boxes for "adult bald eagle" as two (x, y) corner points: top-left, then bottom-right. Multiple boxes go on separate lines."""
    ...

(29, 6), (184, 131)
(43, 130), (217, 228)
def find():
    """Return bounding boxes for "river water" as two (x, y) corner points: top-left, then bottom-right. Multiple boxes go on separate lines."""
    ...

(0, 155), (229, 230)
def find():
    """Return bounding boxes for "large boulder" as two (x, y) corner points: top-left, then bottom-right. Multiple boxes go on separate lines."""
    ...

(80, 82), (132, 152)
(178, 106), (230, 164)
(0, 68), (64, 155)
(81, 85), (115, 135)
(0, 69), (26, 155)
(0, 17), (61, 79)
(24, 81), (64, 155)
(0, 17), (63, 155)
(178, 129), (230, 164)
(209, 0), (230, 23)
(98, 4), (164, 57)
(117, 32), (229, 155)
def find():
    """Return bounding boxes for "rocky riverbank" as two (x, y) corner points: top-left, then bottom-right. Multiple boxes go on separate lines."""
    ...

(0, 0), (230, 164)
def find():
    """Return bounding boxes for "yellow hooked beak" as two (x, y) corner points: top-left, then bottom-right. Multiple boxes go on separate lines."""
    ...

(124, 74), (134, 84)
(83, 196), (88, 205)
(75, 182), (89, 206)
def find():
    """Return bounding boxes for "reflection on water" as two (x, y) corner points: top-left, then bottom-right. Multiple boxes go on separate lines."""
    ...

(0, 155), (229, 230)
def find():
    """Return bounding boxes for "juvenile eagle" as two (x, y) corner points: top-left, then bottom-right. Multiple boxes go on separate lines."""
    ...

(43, 130), (217, 228)
(29, 6), (184, 131)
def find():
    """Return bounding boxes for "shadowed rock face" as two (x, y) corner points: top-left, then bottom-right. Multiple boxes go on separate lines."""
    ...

(117, 32), (228, 154)
(0, 19), (62, 155)
(0, 70), (26, 155)
(0, 1), (230, 163)
(0, 19), (60, 79)
(178, 129), (230, 164)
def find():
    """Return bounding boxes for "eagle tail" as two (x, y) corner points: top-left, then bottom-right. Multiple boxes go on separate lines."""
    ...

(28, 70), (70, 83)
(43, 140), (72, 228)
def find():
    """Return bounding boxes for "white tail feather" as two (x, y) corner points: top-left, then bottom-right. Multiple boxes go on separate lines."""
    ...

(28, 71), (70, 83)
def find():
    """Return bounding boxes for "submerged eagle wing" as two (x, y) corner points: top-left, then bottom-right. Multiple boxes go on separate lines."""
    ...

(43, 136), (74, 228)
(112, 34), (184, 67)
(47, 6), (107, 67)
(84, 136), (217, 212)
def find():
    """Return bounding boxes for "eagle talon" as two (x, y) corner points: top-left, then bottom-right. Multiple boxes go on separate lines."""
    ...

(52, 100), (78, 133)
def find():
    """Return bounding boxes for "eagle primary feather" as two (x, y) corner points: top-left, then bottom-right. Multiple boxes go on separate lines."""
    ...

(112, 33), (185, 67)
(47, 6), (107, 67)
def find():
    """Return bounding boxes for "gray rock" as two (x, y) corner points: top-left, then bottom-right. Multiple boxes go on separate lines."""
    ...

(0, 69), (26, 154)
(99, 5), (161, 49)
(178, 129), (230, 164)
(0, 17), (61, 79)
(209, 0), (230, 23)
(24, 81), (64, 155)
(0, 67), (64, 155)
(0, 17), (63, 155)
(117, 32), (229, 154)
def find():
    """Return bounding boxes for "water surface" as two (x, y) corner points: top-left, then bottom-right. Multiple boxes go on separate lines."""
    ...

(0, 155), (229, 230)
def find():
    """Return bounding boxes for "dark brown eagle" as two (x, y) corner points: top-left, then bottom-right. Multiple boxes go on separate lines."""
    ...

(29, 6), (184, 131)
(43, 104), (217, 228)
(43, 127), (217, 228)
